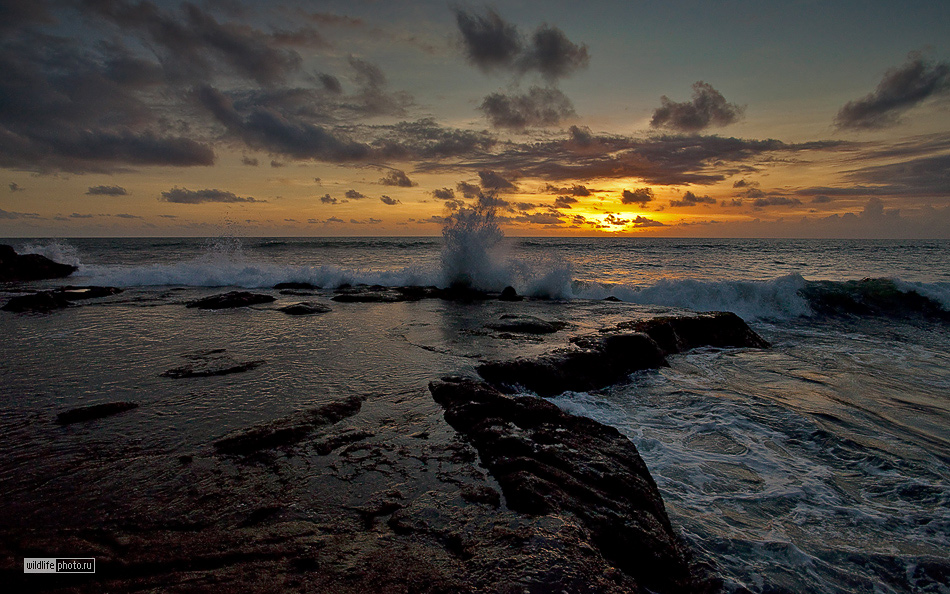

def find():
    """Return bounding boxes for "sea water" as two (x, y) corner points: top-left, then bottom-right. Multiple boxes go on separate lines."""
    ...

(1, 236), (948, 593)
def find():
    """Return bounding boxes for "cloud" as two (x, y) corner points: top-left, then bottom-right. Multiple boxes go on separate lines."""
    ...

(345, 56), (412, 117)
(270, 160), (284, 167)
(518, 25), (590, 80)
(454, 8), (588, 80)
(631, 215), (665, 227)
(432, 188), (455, 200)
(812, 195), (833, 204)
(318, 73), (343, 94)
(379, 169), (415, 187)
(455, 7), (523, 72)
(554, 195), (577, 209)
(513, 212), (564, 225)
(86, 185), (129, 196)
(670, 191), (716, 207)
(345, 189), (367, 199)
(319, 194), (337, 204)
(113, 213), (141, 219)
(846, 153), (950, 197)
(70, 213), (95, 218)
(0, 208), (40, 219)
(380, 195), (400, 205)
(9, 182), (23, 192)
(835, 53), (950, 130)
(160, 187), (260, 204)
(241, 156), (259, 166)
(457, 181), (481, 198)
(752, 196), (801, 207)
(543, 183), (591, 196)
(478, 170), (516, 191)
(621, 187), (654, 205)
(651, 82), (744, 133)
(479, 87), (576, 130)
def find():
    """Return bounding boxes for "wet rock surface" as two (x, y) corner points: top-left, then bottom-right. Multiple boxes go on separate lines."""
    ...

(0, 244), (77, 282)
(430, 378), (717, 594)
(279, 302), (331, 315)
(485, 314), (567, 334)
(2, 286), (123, 313)
(186, 291), (276, 309)
(161, 349), (266, 379)
(56, 402), (139, 425)
(479, 312), (770, 396)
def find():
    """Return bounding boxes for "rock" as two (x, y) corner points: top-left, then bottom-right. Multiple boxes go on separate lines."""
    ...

(214, 395), (365, 455)
(279, 289), (315, 296)
(273, 282), (318, 290)
(429, 378), (715, 594)
(498, 286), (522, 301)
(0, 245), (77, 282)
(279, 302), (331, 315)
(161, 359), (265, 378)
(186, 291), (276, 309)
(1, 286), (123, 313)
(485, 314), (566, 335)
(478, 332), (667, 396)
(56, 401), (139, 425)
(618, 311), (771, 354)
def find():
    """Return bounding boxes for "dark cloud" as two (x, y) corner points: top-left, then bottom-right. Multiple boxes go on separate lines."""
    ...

(379, 195), (400, 205)
(454, 8), (588, 80)
(554, 195), (577, 209)
(318, 73), (343, 94)
(793, 186), (891, 197)
(479, 87), (576, 130)
(70, 212), (95, 218)
(241, 156), (259, 166)
(621, 187), (654, 205)
(379, 169), (415, 187)
(371, 119), (496, 159)
(307, 12), (364, 27)
(350, 218), (382, 225)
(113, 213), (141, 219)
(513, 212), (564, 226)
(270, 28), (330, 49)
(631, 215), (665, 228)
(270, 160), (284, 167)
(345, 56), (412, 117)
(84, 0), (302, 86)
(160, 187), (259, 204)
(86, 185), (129, 196)
(457, 181), (481, 198)
(835, 53), (950, 130)
(518, 25), (589, 80)
(752, 196), (801, 207)
(432, 188), (455, 200)
(325, 216), (344, 223)
(345, 189), (367, 200)
(9, 182), (23, 192)
(812, 195), (833, 204)
(0, 208), (40, 219)
(732, 179), (757, 188)
(454, 7), (523, 72)
(195, 85), (372, 161)
(478, 170), (516, 191)
(846, 154), (950, 197)
(651, 82), (744, 133)
(543, 183), (591, 196)
(670, 191), (716, 207)
(602, 213), (629, 226)
(319, 194), (337, 204)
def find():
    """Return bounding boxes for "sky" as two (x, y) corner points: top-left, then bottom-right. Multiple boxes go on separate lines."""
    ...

(1, 0), (949, 238)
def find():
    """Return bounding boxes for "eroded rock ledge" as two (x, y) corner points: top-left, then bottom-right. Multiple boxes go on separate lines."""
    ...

(430, 378), (718, 594)
(479, 311), (769, 396)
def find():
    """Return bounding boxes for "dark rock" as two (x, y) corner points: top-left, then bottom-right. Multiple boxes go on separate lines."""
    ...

(214, 395), (365, 455)
(161, 359), (265, 378)
(279, 289), (315, 296)
(279, 302), (331, 315)
(800, 278), (950, 320)
(485, 314), (566, 335)
(273, 282), (318, 290)
(0, 245), (77, 282)
(2, 285), (123, 313)
(498, 286), (522, 301)
(478, 332), (667, 396)
(618, 311), (771, 354)
(186, 291), (276, 309)
(313, 429), (374, 455)
(2, 291), (72, 313)
(56, 401), (139, 425)
(602, 296), (621, 302)
(429, 378), (715, 594)
(459, 484), (501, 508)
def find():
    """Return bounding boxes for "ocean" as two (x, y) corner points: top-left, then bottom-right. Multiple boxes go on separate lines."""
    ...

(2, 235), (949, 593)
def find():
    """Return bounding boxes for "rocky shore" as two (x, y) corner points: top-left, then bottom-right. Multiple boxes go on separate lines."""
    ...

(1, 273), (773, 593)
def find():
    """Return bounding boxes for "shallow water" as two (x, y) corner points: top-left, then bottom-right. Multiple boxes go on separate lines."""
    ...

(2, 236), (949, 592)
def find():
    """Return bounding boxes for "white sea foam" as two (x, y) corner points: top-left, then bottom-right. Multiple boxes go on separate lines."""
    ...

(16, 241), (83, 267)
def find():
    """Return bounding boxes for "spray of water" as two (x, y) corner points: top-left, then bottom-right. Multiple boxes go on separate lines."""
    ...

(440, 195), (507, 290)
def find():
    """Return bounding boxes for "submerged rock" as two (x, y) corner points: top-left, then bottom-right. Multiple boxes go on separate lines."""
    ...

(279, 302), (331, 315)
(214, 395), (365, 455)
(2, 286), (123, 313)
(161, 359), (265, 378)
(0, 245), (77, 282)
(56, 401), (139, 425)
(479, 312), (770, 396)
(485, 314), (566, 335)
(479, 332), (667, 396)
(186, 291), (276, 309)
(429, 378), (716, 594)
